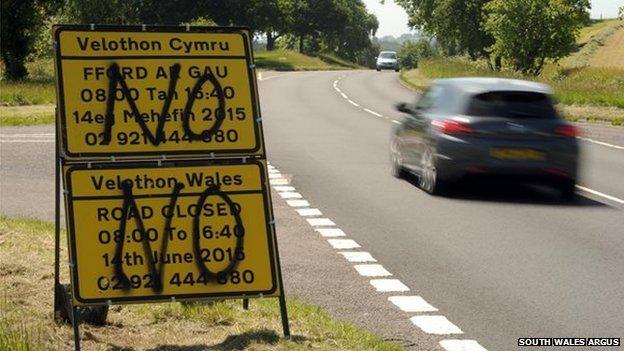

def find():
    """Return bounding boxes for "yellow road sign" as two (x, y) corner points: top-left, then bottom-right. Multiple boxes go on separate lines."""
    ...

(63, 161), (278, 304)
(54, 26), (263, 159)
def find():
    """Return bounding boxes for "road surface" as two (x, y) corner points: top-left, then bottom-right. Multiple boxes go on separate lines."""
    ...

(1, 70), (623, 350)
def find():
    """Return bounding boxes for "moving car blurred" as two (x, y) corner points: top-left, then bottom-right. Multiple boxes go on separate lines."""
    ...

(391, 78), (580, 199)
(376, 51), (399, 72)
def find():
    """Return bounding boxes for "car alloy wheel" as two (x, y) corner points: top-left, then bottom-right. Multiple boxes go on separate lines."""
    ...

(419, 147), (438, 194)
(391, 140), (405, 178)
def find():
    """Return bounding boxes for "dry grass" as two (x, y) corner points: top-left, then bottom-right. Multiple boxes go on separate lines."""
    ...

(0, 217), (402, 351)
(0, 104), (55, 126)
(590, 27), (624, 68)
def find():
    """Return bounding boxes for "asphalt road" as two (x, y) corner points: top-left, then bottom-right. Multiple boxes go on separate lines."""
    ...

(260, 70), (624, 350)
(1, 70), (623, 350)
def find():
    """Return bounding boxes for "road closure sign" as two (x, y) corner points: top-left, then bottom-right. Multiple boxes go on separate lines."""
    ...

(54, 26), (263, 159)
(63, 160), (278, 304)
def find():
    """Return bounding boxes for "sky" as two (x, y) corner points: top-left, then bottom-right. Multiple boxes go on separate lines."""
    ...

(363, 0), (624, 38)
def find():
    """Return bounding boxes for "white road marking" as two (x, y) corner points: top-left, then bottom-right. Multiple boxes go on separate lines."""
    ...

(576, 185), (624, 204)
(278, 192), (303, 199)
(340, 92), (348, 99)
(578, 137), (624, 150)
(370, 279), (410, 292)
(268, 169), (280, 174)
(268, 173), (282, 179)
(306, 218), (336, 227)
(327, 239), (361, 249)
(339, 251), (376, 262)
(439, 340), (488, 351)
(0, 139), (55, 143)
(316, 228), (346, 237)
(388, 296), (438, 312)
(0, 133), (54, 137)
(0, 133), (55, 143)
(348, 100), (359, 107)
(270, 178), (289, 185)
(273, 186), (296, 192)
(286, 199), (310, 207)
(364, 108), (383, 117)
(392, 120), (401, 124)
(410, 316), (463, 335)
(353, 264), (392, 277)
(296, 208), (323, 216)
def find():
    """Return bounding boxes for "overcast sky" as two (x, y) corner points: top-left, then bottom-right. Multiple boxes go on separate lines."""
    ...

(363, 0), (624, 37)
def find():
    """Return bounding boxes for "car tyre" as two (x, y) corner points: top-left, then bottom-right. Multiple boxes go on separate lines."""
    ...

(394, 68), (400, 72)
(419, 147), (445, 195)
(558, 179), (576, 200)
(391, 141), (406, 178)
(376, 67), (381, 71)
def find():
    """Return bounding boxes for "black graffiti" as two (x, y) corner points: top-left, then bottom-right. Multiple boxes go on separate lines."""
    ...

(113, 181), (244, 293)
(101, 63), (226, 146)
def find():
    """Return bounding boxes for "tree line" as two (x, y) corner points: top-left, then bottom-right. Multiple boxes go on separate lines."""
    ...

(394, 0), (595, 75)
(1, 0), (380, 80)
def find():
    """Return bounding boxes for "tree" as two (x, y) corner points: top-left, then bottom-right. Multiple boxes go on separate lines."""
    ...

(484, 0), (590, 75)
(619, 5), (623, 20)
(1, 0), (39, 80)
(395, 0), (493, 59)
(63, 0), (140, 24)
(397, 39), (435, 68)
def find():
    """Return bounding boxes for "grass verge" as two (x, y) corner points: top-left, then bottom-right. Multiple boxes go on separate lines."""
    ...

(0, 217), (402, 351)
(0, 105), (55, 126)
(255, 50), (358, 71)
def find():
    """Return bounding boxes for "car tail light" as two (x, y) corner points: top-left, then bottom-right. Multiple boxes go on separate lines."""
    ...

(432, 119), (473, 134)
(554, 125), (579, 138)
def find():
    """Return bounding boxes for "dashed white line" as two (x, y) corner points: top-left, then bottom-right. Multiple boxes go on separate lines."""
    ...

(278, 192), (303, 199)
(306, 218), (336, 227)
(296, 208), (323, 217)
(363, 108), (383, 117)
(286, 199), (310, 207)
(347, 100), (359, 107)
(327, 239), (361, 249)
(270, 178), (289, 186)
(410, 316), (464, 335)
(316, 228), (347, 237)
(439, 340), (488, 351)
(370, 279), (410, 292)
(353, 264), (392, 277)
(268, 173), (283, 179)
(388, 296), (438, 313)
(339, 251), (377, 262)
(576, 185), (624, 204)
(392, 120), (401, 124)
(273, 186), (295, 192)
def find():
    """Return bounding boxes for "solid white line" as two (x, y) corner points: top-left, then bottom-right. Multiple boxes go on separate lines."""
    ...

(273, 186), (295, 192)
(339, 251), (376, 262)
(340, 92), (348, 99)
(0, 140), (55, 143)
(388, 296), (438, 312)
(327, 239), (361, 249)
(0, 133), (54, 137)
(296, 208), (323, 217)
(576, 185), (624, 204)
(370, 279), (410, 292)
(410, 316), (463, 335)
(353, 264), (392, 277)
(578, 137), (624, 150)
(363, 108), (383, 117)
(306, 218), (336, 227)
(279, 192), (303, 199)
(270, 178), (289, 185)
(286, 199), (309, 207)
(316, 228), (346, 237)
(439, 340), (488, 351)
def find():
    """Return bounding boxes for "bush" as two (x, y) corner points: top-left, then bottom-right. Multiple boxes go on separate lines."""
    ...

(397, 40), (435, 69)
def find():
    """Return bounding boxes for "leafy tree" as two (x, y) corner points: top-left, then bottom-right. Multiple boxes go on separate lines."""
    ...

(397, 39), (435, 68)
(484, 0), (590, 75)
(63, 0), (140, 24)
(1, 0), (59, 80)
(619, 5), (623, 20)
(395, 0), (493, 59)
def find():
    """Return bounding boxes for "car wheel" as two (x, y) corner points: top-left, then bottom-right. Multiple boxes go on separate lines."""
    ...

(376, 67), (381, 71)
(419, 147), (444, 195)
(391, 140), (406, 178)
(394, 68), (400, 72)
(558, 179), (576, 200)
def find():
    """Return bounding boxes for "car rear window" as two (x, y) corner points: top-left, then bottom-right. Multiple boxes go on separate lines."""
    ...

(379, 52), (396, 59)
(466, 91), (557, 119)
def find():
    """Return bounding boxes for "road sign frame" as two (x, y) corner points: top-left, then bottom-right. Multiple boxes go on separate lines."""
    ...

(62, 159), (280, 305)
(53, 24), (264, 160)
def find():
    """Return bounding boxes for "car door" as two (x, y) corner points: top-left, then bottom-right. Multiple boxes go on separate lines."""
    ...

(402, 86), (440, 170)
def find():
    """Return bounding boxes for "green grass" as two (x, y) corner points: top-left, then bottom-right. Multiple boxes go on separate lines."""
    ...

(0, 105), (55, 126)
(402, 57), (624, 109)
(0, 59), (56, 106)
(255, 50), (357, 71)
(0, 217), (402, 351)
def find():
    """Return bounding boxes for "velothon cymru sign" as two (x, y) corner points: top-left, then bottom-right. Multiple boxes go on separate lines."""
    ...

(54, 26), (263, 159)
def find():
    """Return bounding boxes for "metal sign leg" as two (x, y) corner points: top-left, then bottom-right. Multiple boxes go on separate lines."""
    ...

(243, 298), (249, 310)
(72, 306), (81, 351)
(54, 115), (62, 320)
(278, 293), (290, 337)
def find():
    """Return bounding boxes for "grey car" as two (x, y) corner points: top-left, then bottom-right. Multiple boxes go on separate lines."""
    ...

(376, 51), (399, 72)
(391, 78), (579, 198)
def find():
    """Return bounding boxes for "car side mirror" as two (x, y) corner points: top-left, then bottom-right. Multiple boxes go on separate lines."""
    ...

(395, 102), (412, 114)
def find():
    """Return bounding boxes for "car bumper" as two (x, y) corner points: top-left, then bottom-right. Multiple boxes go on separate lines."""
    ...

(434, 134), (579, 182)
(377, 63), (399, 69)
